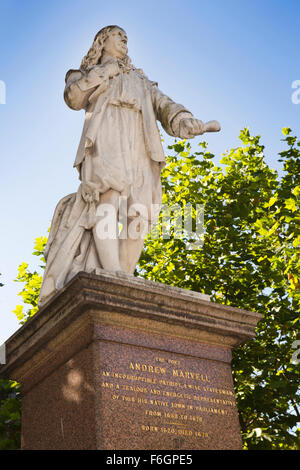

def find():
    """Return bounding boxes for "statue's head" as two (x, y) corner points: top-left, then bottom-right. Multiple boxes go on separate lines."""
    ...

(80, 25), (129, 71)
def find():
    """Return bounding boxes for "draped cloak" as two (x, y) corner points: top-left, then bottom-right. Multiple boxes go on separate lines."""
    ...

(38, 57), (193, 306)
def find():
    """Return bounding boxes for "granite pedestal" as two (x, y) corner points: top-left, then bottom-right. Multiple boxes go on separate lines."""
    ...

(0, 271), (261, 450)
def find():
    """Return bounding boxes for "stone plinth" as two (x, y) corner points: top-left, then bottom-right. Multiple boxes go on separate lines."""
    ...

(0, 271), (261, 450)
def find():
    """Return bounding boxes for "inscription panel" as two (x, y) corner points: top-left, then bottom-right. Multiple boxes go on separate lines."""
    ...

(97, 342), (242, 450)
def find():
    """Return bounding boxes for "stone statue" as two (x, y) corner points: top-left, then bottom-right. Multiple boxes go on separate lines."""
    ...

(38, 25), (220, 307)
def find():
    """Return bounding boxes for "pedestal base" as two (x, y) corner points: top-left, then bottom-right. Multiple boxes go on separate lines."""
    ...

(0, 271), (261, 450)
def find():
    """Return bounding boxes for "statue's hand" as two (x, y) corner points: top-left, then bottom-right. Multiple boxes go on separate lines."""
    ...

(94, 61), (120, 79)
(179, 118), (221, 138)
(179, 118), (204, 139)
(80, 182), (100, 204)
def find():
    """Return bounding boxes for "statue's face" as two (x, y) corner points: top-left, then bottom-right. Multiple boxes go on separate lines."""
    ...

(103, 27), (128, 59)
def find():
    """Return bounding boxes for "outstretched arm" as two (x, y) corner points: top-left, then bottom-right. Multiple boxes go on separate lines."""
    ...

(171, 111), (221, 138)
(151, 83), (220, 138)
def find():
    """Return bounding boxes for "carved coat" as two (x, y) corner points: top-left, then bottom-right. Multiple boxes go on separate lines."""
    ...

(64, 57), (191, 174)
(38, 57), (193, 306)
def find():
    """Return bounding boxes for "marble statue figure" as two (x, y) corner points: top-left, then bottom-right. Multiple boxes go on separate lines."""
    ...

(38, 25), (220, 306)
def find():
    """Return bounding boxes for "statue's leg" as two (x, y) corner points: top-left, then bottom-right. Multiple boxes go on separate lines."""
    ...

(93, 189), (122, 272)
(119, 218), (150, 274)
(119, 237), (145, 274)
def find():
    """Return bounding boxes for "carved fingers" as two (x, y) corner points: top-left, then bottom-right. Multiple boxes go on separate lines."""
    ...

(93, 62), (120, 79)
(179, 118), (221, 139)
(80, 182), (101, 204)
(179, 118), (204, 139)
(106, 62), (121, 78)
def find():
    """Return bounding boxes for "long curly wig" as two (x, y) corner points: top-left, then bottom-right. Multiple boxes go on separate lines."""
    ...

(80, 25), (131, 71)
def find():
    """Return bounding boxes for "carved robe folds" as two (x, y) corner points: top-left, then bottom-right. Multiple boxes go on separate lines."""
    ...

(38, 57), (194, 306)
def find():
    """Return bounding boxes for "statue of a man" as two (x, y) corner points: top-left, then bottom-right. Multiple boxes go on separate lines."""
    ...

(38, 25), (220, 306)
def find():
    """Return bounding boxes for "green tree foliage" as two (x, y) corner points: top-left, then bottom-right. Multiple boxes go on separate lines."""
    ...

(0, 275), (21, 449)
(12, 236), (47, 324)
(0, 380), (21, 450)
(0, 238), (47, 449)
(1, 129), (299, 449)
(138, 128), (300, 449)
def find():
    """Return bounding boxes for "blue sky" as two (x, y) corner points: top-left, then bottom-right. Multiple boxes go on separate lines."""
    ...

(0, 0), (299, 343)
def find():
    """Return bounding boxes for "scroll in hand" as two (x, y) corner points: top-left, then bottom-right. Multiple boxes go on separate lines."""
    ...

(179, 118), (221, 139)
